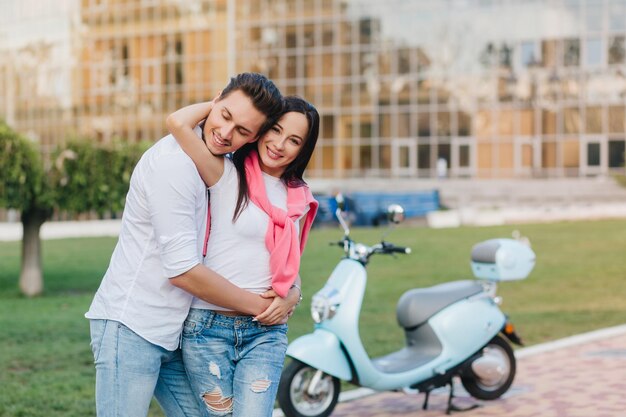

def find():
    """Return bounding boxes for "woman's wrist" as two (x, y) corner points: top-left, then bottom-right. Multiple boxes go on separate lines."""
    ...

(290, 284), (303, 306)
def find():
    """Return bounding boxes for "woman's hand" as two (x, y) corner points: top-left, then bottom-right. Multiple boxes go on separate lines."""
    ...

(254, 288), (300, 325)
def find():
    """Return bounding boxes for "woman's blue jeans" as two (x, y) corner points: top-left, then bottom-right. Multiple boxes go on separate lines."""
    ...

(89, 319), (203, 417)
(181, 309), (288, 417)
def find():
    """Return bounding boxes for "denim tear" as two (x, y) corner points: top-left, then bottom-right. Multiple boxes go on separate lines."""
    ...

(201, 386), (233, 413)
(250, 378), (271, 393)
(208, 361), (221, 379)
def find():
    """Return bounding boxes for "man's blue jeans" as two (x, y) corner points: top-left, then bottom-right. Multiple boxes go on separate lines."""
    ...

(89, 319), (202, 417)
(181, 309), (288, 417)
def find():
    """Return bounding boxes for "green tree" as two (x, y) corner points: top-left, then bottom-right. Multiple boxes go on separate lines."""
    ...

(0, 120), (148, 296)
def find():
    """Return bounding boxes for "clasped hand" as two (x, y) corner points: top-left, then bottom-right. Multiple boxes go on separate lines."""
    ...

(254, 288), (299, 325)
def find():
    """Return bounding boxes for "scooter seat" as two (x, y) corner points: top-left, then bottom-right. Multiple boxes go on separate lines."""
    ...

(396, 280), (483, 329)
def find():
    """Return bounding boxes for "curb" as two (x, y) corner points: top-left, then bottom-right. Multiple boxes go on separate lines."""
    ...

(0, 220), (122, 242)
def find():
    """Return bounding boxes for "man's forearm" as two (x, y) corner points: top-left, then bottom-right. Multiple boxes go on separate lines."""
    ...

(170, 264), (270, 315)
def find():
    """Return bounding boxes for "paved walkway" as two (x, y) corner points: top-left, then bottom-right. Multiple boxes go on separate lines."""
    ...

(275, 325), (626, 417)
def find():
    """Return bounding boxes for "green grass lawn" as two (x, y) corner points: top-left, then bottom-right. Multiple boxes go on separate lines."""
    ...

(1, 219), (625, 417)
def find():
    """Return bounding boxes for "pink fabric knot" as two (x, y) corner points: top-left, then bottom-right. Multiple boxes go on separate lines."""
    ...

(245, 152), (318, 297)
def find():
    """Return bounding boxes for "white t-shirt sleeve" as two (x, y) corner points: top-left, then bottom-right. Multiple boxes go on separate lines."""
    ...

(144, 152), (202, 278)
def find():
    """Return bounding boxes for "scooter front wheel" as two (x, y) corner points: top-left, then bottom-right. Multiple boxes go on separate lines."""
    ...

(460, 335), (516, 400)
(277, 359), (341, 417)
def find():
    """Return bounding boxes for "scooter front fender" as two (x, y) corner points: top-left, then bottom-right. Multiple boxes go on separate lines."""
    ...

(286, 329), (352, 381)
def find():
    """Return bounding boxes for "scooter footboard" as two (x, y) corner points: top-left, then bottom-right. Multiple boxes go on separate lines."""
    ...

(286, 329), (352, 381)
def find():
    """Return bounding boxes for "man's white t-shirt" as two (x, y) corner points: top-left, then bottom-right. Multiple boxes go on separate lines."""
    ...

(85, 131), (208, 350)
(192, 158), (298, 310)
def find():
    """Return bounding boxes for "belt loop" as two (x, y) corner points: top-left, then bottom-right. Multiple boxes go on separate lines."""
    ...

(206, 309), (216, 328)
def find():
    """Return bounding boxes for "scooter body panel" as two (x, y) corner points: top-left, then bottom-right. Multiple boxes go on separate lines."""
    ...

(428, 295), (505, 367)
(292, 262), (507, 391)
(346, 297), (505, 391)
(286, 329), (353, 381)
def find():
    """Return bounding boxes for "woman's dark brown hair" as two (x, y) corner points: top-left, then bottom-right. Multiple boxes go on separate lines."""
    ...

(231, 96), (320, 221)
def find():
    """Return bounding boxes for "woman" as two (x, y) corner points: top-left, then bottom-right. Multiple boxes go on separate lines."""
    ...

(166, 95), (319, 417)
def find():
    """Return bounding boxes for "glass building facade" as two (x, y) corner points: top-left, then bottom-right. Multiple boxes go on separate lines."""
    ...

(1, 0), (626, 179)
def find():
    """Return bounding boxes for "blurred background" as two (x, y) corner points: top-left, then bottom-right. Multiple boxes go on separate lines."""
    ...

(2, 0), (626, 215)
(1, 3), (626, 415)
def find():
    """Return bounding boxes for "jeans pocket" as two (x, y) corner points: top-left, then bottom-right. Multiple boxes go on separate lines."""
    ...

(182, 318), (201, 338)
(89, 319), (107, 363)
(183, 309), (216, 339)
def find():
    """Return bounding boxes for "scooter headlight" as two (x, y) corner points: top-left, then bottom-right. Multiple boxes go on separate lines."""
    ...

(310, 294), (338, 323)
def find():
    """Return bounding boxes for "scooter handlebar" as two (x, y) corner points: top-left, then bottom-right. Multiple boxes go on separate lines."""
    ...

(387, 245), (411, 254)
(379, 242), (411, 255)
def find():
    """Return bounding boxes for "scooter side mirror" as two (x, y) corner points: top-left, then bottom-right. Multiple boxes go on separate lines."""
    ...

(387, 204), (405, 224)
(334, 193), (351, 235)
(335, 193), (346, 211)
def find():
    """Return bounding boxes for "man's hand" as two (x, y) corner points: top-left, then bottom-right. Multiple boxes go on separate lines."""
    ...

(171, 265), (273, 316)
(255, 287), (301, 325)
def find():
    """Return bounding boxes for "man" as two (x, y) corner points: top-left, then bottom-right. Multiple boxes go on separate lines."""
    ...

(85, 73), (300, 417)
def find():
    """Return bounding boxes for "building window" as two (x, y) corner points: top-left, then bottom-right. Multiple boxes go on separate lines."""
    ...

(564, 107), (582, 134)
(301, 24), (315, 48)
(585, 38), (603, 67)
(585, 106), (603, 133)
(165, 36), (183, 86)
(608, 105), (625, 133)
(359, 18), (373, 44)
(587, 142), (601, 166)
(418, 112), (431, 137)
(286, 29), (297, 49)
(542, 110), (557, 135)
(361, 122), (373, 139)
(322, 23), (334, 46)
(437, 111), (451, 136)
(437, 144), (451, 167)
(398, 145), (410, 167)
(609, 0), (626, 32)
(542, 39), (558, 67)
(459, 144), (470, 168)
(584, 0), (603, 32)
(521, 41), (538, 67)
(398, 112), (411, 137)
(110, 41), (130, 87)
(360, 145), (373, 170)
(458, 112), (471, 136)
(379, 113), (392, 138)
(499, 43), (514, 68)
(324, 145), (340, 174)
(286, 55), (297, 79)
(321, 115), (334, 139)
(397, 48), (411, 74)
(418, 143), (432, 171)
(608, 36), (625, 64)
(609, 140), (625, 168)
(563, 38), (581, 67)
(380, 145), (391, 170)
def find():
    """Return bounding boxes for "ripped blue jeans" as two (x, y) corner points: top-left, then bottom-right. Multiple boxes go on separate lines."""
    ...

(181, 309), (288, 417)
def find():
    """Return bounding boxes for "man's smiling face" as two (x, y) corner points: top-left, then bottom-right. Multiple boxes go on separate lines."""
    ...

(203, 90), (266, 156)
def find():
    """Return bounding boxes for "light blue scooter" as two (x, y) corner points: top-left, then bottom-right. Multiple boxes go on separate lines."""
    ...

(278, 197), (535, 417)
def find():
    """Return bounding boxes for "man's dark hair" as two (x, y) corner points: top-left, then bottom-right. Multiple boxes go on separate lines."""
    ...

(219, 72), (283, 139)
(219, 73), (283, 221)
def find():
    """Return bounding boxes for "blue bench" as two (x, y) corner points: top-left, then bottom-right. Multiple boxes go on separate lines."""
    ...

(313, 190), (440, 227)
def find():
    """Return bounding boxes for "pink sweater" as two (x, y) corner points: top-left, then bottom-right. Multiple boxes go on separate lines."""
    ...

(245, 152), (318, 297)
(201, 152), (318, 298)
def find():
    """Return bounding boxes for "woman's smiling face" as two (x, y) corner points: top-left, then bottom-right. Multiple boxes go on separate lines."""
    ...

(257, 111), (309, 177)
